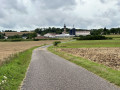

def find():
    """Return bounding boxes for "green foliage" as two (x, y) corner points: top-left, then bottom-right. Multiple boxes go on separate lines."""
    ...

(33, 39), (39, 41)
(4, 30), (17, 32)
(77, 35), (109, 40)
(8, 35), (22, 39)
(90, 29), (103, 35)
(59, 40), (120, 48)
(10, 39), (22, 42)
(0, 33), (5, 39)
(34, 27), (70, 36)
(53, 41), (61, 46)
(0, 46), (39, 90)
(28, 32), (37, 39)
(90, 27), (120, 35)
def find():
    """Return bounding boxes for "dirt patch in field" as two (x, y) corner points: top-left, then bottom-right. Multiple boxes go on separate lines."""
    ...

(58, 48), (120, 70)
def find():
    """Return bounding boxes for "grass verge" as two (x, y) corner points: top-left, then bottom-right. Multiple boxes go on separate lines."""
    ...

(48, 46), (120, 87)
(0, 46), (40, 90)
(58, 40), (120, 48)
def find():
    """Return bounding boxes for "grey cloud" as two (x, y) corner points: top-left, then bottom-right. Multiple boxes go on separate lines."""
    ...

(1, 0), (27, 14)
(33, 0), (76, 9)
(99, 0), (108, 3)
(0, 0), (120, 30)
(0, 9), (6, 18)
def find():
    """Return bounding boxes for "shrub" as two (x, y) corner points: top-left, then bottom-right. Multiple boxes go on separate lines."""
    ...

(11, 39), (22, 42)
(53, 41), (61, 46)
(33, 39), (39, 41)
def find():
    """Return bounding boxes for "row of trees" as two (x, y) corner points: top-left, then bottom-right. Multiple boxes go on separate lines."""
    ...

(34, 27), (70, 36)
(90, 27), (120, 35)
(1, 27), (120, 39)
(0, 32), (37, 39)
(0, 32), (5, 39)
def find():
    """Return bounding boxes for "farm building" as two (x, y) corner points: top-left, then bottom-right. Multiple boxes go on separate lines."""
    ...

(35, 36), (49, 39)
(44, 33), (57, 38)
(76, 30), (90, 36)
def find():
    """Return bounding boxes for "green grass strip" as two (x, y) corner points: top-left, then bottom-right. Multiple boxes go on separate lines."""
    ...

(48, 46), (120, 87)
(58, 40), (120, 48)
(0, 46), (40, 90)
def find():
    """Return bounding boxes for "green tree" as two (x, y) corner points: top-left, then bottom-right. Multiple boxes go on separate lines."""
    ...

(28, 33), (37, 39)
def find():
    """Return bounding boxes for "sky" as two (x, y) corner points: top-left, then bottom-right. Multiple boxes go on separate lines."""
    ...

(0, 0), (120, 31)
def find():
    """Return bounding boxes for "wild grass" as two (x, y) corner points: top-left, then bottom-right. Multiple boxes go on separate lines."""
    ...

(58, 40), (120, 48)
(104, 35), (120, 40)
(0, 46), (39, 90)
(48, 39), (120, 86)
(48, 46), (120, 86)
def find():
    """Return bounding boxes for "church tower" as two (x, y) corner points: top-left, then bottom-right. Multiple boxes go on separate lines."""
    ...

(62, 24), (67, 34)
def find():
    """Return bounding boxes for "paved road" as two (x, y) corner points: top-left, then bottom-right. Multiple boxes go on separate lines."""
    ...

(21, 46), (120, 90)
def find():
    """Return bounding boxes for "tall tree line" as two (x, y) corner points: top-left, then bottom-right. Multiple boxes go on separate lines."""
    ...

(34, 27), (70, 36)
(90, 27), (120, 35)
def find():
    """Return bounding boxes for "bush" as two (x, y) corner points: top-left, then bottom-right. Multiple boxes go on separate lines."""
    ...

(77, 35), (111, 40)
(33, 39), (39, 41)
(53, 41), (61, 46)
(11, 39), (22, 42)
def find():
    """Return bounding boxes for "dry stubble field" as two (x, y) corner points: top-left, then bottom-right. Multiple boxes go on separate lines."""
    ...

(0, 40), (61, 65)
(58, 48), (120, 70)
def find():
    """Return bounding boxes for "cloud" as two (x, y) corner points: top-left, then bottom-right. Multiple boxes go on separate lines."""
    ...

(0, 0), (120, 31)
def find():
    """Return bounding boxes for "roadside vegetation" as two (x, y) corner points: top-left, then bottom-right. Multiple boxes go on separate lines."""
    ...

(58, 40), (120, 48)
(0, 46), (39, 90)
(75, 35), (111, 40)
(48, 39), (120, 86)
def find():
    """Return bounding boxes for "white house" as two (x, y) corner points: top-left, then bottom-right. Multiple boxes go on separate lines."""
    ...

(55, 34), (75, 38)
(76, 30), (90, 36)
(44, 33), (57, 38)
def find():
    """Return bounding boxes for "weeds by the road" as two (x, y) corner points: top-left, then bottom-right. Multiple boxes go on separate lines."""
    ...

(0, 46), (39, 90)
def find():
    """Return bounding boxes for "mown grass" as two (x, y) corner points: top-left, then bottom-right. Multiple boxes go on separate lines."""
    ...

(104, 35), (120, 40)
(58, 40), (120, 48)
(48, 46), (120, 86)
(0, 46), (40, 90)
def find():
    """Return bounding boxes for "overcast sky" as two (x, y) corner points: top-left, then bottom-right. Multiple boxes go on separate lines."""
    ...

(0, 0), (120, 31)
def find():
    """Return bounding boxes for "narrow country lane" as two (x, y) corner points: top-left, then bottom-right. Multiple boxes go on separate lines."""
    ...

(21, 46), (120, 90)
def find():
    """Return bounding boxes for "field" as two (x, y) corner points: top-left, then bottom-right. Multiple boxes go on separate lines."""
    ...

(57, 40), (120, 70)
(0, 40), (64, 65)
(48, 39), (120, 86)
(59, 40), (120, 48)
(58, 48), (120, 70)
(104, 35), (120, 40)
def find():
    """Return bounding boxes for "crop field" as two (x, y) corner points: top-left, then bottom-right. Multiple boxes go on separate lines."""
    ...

(104, 35), (120, 40)
(59, 40), (120, 48)
(48, 38), (120, 86)
(58, 48), (120, 70)
(56, 40), (120, 70)
(0, 40), (63, 65)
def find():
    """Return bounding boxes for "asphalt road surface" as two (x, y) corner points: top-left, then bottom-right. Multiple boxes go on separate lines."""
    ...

(21, 46), (120, 90)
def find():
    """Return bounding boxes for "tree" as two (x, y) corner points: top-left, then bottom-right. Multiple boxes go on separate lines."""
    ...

(28, 33), (37, 39)
(0, 33), (4, 39)
(90, 29), (102, 35)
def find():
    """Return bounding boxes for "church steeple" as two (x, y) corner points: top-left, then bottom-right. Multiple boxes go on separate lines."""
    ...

(64, 24), (66, 29)
(62, 24), (67, 34)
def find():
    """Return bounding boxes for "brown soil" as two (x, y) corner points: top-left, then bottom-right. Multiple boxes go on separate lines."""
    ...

(58, 48), (120, 70)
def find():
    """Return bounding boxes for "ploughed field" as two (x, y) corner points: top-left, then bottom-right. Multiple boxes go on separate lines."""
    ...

(58, 48), (120, 70)
(57, 40), (120, 70)
(0, 40), (60, 65)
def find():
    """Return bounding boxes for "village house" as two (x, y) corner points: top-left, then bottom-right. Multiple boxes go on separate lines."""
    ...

(44, 33), (57, 38)
(75, 30), (90, 36)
